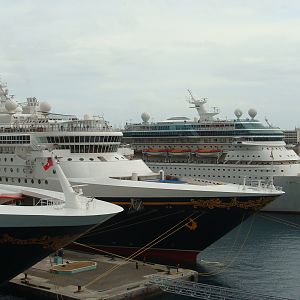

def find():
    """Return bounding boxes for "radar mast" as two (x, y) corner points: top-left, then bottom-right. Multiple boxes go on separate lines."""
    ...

(187, 89), (219, 122)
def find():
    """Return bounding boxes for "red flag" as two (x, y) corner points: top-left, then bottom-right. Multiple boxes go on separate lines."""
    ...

(43, 158), (53, 171)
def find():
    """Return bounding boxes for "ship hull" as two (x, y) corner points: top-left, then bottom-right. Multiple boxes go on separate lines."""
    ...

(147, 162), (300, 213)
(0, 223), (96, 285)
(77, 196), (274, 268)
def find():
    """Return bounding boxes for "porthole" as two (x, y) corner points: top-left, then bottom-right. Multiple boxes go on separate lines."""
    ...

(38, 179), (41, 184)
(31, 179), (34, 184)
(10, 158), (13, 162)
(79, 158), (84, 161)
(24, 179), (27, 183)
(18, 178), (21, 183)
(89, 158), (94, 161)
(10, 168), (13, 172)
(67, 158), (72, 161)
(4, 158), (7, 162)
(45, 180), (48, 184)
(53, 169), (56, 174)
(5, 178), (8, 182)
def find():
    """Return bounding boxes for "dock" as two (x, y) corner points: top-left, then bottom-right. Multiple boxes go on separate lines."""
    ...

(4, 250), (198, 300)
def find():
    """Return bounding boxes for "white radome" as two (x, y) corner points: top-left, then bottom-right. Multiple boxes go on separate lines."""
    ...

(5, 100), (18, 113)
(84, 114), (92, 120)
(234, 108), (243, 119)
(141, 112), (150, 123)
(39, 101), (52, 113)
(248, 108), (257, 119)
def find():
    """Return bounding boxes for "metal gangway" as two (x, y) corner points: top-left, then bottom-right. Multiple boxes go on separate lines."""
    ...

(149, 275), (293, 300)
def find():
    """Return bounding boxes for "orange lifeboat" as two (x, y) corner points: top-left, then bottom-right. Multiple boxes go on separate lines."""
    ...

(142, 149), (169, 156)
(168, 149), (191, 156)
(194, 149), (223, 157)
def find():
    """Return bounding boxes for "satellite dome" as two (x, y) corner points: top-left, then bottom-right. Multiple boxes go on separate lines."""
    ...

(15, 106), (22, 113)
(248, 108), (257, 119)
(84, 114), (92, 120)
(39, 101), (52, 113)
(5, 99), (18, 113)
(141, 112), (150, 123)
(234, 108), (243, 119)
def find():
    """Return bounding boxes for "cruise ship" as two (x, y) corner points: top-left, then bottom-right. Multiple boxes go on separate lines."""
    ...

(0, 155), (122, 285)
(123, 91), (300, 213)
(0, 82), (283, 267)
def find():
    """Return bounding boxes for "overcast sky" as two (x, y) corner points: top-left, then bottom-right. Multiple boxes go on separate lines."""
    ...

(1, 0), (299, 129)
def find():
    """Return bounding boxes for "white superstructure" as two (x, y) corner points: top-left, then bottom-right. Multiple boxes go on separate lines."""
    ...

(0, 82), (283, 201)
(123, 91), (300, 213)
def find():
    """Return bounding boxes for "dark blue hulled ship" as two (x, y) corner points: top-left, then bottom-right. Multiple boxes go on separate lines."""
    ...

(0, 157), (122, 285)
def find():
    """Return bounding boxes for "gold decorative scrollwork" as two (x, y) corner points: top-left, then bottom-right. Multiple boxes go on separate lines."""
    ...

(191, 196), (274, 210)
(0, 234), (78, 250)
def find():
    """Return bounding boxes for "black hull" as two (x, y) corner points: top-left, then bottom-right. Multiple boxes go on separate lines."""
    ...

(0, 224), (93, 285)
(77, 196), (274, 268)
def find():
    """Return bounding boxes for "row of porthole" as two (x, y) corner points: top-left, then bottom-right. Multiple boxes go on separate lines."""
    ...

(154, 166), (283, 173)
(67, 157), (101, 161)
(168, 173), (269, 180)
(0, 177), (49, 185)
(0, 157), (14, 162)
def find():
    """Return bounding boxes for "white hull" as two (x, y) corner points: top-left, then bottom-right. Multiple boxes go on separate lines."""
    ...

(147, 162), (300, 213)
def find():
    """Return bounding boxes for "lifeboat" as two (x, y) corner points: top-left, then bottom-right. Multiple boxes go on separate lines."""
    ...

(168, 149), (191, 156)
(194, 149), (223, 157)
(142, 149), (169, 156)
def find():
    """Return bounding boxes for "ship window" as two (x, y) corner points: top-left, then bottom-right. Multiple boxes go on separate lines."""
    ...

(89, 158), (94, 161)
(53, 169), (56, 174)
(5, 178), (8, 182)
(18, 178), (21, 183)
(79, 158), (84, 161)
(10, 168), (13, 172)
(38, 179), (41, 184)
(31, 179), (34, 184)
(67, 158), (72, 161)
(10, 158), (13, 162)
(45, 180), (48, 184)
(4, 158), (7, 162)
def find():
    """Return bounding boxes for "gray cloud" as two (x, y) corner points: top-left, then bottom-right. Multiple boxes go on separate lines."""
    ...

(0, 0), (299, 129)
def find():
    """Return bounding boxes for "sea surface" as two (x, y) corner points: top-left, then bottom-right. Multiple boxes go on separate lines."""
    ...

(1, 212), (300, 299)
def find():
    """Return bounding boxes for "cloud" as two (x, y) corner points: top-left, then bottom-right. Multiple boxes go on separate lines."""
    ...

(0, 0), (299, 128)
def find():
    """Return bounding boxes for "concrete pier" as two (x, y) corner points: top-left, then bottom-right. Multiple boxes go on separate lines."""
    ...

(5, 250), (198, 299)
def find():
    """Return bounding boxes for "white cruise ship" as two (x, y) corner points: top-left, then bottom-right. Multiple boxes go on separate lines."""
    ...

(123, 91), (300, 213)
(0, 81), (283, 267)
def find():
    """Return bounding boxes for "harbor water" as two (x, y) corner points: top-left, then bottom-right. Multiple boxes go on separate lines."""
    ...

(1, 212), (299, 299)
